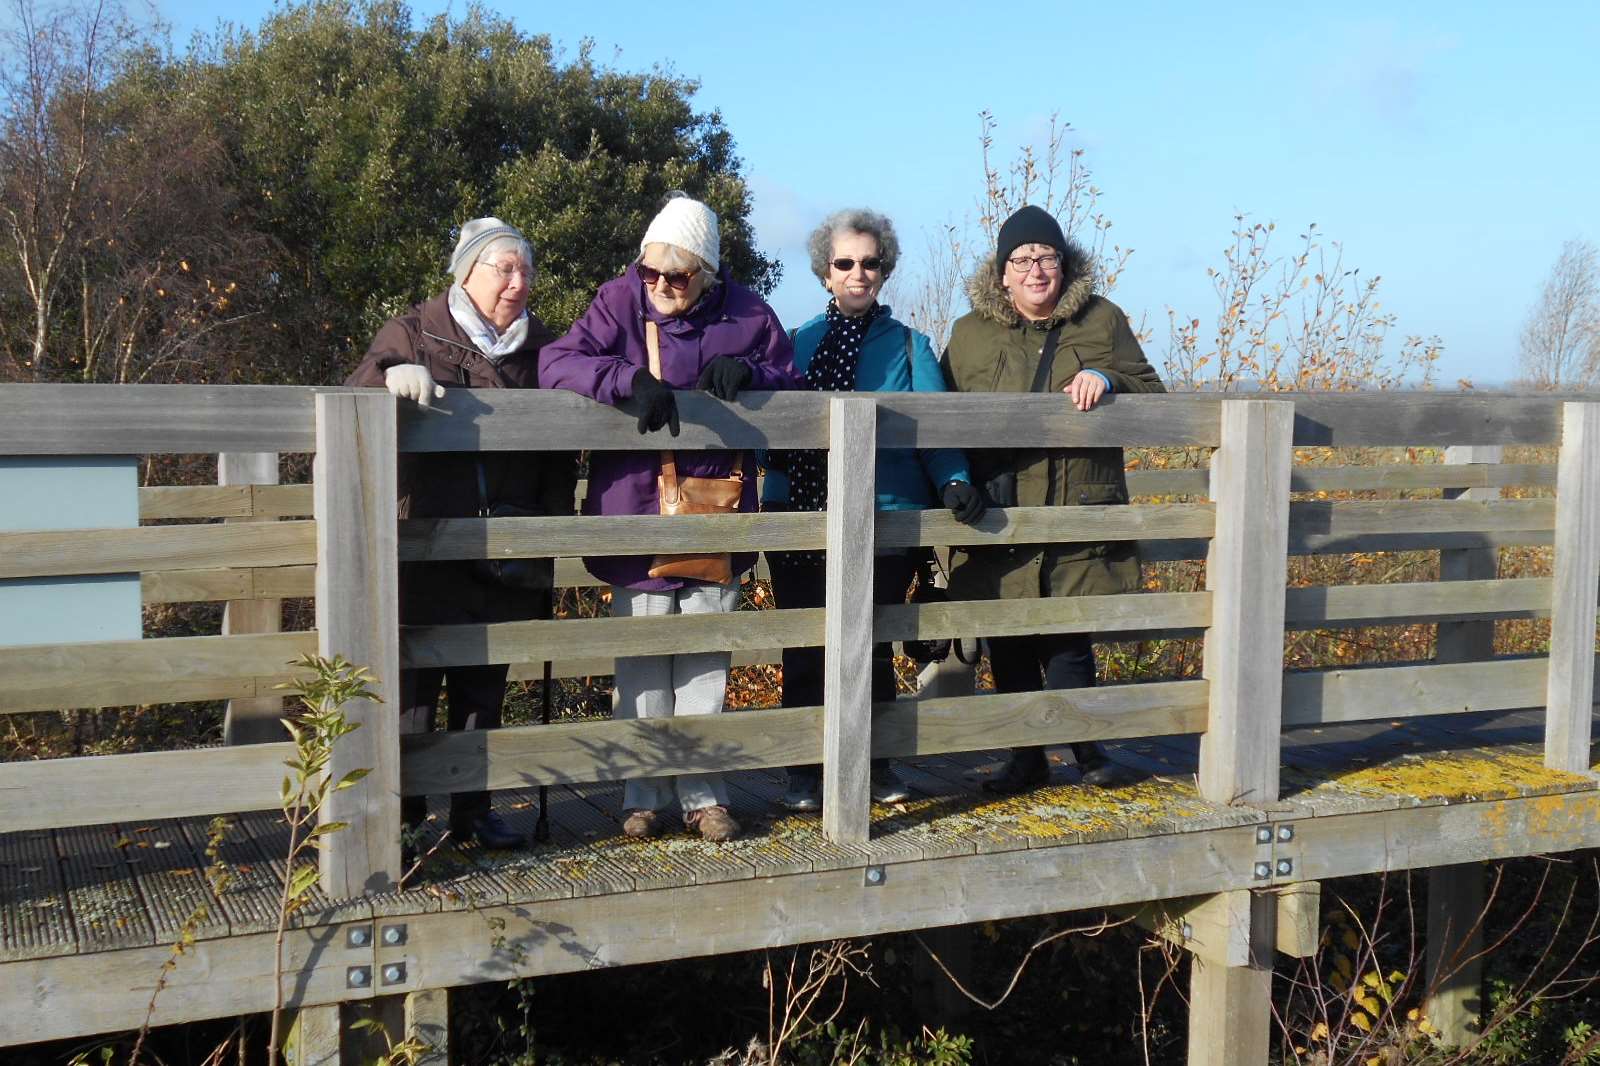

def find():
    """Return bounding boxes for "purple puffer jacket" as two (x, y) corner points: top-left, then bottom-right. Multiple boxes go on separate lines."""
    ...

(539, 264), (801, 590)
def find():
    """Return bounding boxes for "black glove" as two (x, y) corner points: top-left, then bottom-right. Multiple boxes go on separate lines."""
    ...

(696, 356), (753, 401)
(943, 480), (986, 524)
(629, 368), (680, 436)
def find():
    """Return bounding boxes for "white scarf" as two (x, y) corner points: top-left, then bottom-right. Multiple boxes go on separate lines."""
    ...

(447, 283), (529, 361)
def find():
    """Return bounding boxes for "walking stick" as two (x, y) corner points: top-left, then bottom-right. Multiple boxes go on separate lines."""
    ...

(534, 658), (552, 843)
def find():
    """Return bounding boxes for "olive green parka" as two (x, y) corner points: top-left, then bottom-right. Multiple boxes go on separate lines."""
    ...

(941, 238), (1165, 601)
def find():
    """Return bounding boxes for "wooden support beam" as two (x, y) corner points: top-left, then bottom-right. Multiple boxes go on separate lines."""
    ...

(1423, 446), (1497, 1039)
(1545, 403), (1600, 773)
(1120, 885), (1319, 963)
(1186, 890), (1276, 1066)
(285, 1004), (341, 1065)
(315, 393), (402, 896)
(1426, 863), (1484, 1046)
(822, 397), (877, 844)
(1199, 400), (1293, 806)
(404, 988), (449, 1065)
(221, 452), (287, 745)
(1273, 882), (1321, 959)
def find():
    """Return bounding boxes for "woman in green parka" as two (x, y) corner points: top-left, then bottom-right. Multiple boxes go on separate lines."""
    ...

(941, 205), (1166, 793)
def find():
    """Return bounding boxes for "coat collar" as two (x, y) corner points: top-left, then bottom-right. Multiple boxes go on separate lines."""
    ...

(964, 236), (1096, 329)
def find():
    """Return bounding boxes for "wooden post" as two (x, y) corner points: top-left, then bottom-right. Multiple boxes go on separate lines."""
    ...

(1198, 400), (1293, 806)
(314, 393), (402, 896)
(1425, 445), (1499, 1043)
(822, 397), (877, 844)
(285, 1004), (341, 1065)
(404, 989), (449, 1065)
(1545, 403), (1600, 773)
(220, 451), (285, 744)
(1186, 890), (1276, 1066)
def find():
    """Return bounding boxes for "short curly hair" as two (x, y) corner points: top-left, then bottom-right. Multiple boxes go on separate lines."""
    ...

(806, 208), (900, 287)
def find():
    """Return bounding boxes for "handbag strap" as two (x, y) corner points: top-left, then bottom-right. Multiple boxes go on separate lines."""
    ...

(646, 319), (748, 511)
(1028, 323), (1065, 394)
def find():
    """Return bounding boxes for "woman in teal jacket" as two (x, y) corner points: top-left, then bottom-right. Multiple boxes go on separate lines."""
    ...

(763, 207), (985, 813)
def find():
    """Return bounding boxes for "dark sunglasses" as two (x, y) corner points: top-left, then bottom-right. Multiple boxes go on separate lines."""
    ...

(830, 256), (883, 273)
(638, 264), (697, 291)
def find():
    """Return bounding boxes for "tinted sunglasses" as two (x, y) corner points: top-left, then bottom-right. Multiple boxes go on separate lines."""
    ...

(830, 256), (883, 273)
(638, 264), (698, 291)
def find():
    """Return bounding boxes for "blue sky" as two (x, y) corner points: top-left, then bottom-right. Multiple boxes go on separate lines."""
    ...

(163, 0), (1600, 386)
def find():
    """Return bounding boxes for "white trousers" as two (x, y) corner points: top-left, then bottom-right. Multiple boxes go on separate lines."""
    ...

(611, 582), (738, 813)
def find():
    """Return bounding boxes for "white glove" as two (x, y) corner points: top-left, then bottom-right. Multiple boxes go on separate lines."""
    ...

(384, 363), (445, 407)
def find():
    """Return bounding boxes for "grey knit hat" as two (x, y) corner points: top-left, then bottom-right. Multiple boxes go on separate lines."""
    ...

(450, 217), (525, 285)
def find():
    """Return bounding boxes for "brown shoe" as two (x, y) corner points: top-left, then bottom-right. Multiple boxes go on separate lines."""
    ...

(685, 805), (741, 842)
(622, 808), (665, 839)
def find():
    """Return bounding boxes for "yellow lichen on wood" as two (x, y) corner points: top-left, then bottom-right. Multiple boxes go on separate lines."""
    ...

(1313, 751), (1591, 802)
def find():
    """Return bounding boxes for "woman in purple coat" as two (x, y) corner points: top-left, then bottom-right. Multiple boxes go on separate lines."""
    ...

(539, 194), (800, 841)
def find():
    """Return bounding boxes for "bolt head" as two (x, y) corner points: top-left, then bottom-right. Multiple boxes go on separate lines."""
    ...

(347, 927), (370, 948)
(1276, 859), (1293, 876)
(382, 964), (405, 984)
(864, 866), (884, 885)
(1180, 922), (1194, 941)
(347, 966), (370, 988)
(1254, 861), (1271, 880)
(1255, 826), (1273, 844)
(1276, 825), (1294, 842)
(382, 925), (404, 945)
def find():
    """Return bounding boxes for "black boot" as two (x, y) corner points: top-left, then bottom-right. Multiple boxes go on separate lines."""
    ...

(1072, 742), (1136, 788)
(981, 746), (1050, 795)
(451, 803), (525, 850)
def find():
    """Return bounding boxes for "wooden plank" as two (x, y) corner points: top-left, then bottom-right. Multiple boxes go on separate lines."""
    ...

(287, 1004), (343, 1066)
(254, 483), (315, 518)
(1284, 578), (1550, 630)
(0, 830), (75, 960)
(0, 630), (316, 714)
(1288, 498), (1554, 555)
(221, 452), (287, 745)
(1119, 891), (1252, 966)
(139, 484), (253, 520)
(0, 384), (322, 453)
(394, 503), (1214, 560)
(55, 825), (157, 952)
(822, 397), (877, 844)
(1144, 528), (1555, 564)
(0, 520), (316, 579)
(1545, 403), (1600, 772)
(315, 392), (403, 897)
(117, 819), (232, 947)
(1426, 864), (1483, 1046)
(1282, 658), (1555, 727)
(1200, 400), (1293, 807)
(1186, 892), (1275, 1066)
(528, 647), (781, 682)
(1274, 882), (1320, 958)
(141, 567), (253, 604)
(0, 745), (292, 832)
(404, 989), (448, 1066)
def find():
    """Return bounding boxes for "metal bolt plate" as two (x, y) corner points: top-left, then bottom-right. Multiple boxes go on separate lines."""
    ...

(863, 865), (886, 887)
(381, 962), (406, 986)
(1276, 858), (1294, 876)
(1255, 826), (1273, 844)
(346, 926), (371, 949)
(1253, 861), (1272, 881)
(381, 923), (407, 946)
(1276, 825), (1295, 842)
(346, 966), (371, 989)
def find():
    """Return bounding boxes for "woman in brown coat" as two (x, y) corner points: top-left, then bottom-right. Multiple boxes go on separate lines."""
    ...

(345, 217), (577, 850)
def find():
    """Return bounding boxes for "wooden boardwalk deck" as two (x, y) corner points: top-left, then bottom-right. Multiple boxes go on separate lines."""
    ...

(6, 709), (1592, 968)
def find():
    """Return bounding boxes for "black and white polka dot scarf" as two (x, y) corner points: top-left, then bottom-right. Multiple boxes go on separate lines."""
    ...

(783, 300), (880, 520)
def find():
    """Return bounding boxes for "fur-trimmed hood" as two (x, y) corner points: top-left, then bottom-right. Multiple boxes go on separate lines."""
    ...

(964, 236), (1096, 328)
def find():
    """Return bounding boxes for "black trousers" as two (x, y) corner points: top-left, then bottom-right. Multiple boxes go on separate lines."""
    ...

(988, 631), (1099, 765)
(768, 549), (920, 785)
(399, 663), (510, 822)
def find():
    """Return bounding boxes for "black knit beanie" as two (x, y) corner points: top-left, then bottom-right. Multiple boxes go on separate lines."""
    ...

(994, 205), (1067, 276)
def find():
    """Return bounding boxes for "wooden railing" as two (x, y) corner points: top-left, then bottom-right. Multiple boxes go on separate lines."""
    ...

(0, 386), (1595, 900)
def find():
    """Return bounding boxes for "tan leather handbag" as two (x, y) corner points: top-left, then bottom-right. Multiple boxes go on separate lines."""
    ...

(644, 320), (745, 584)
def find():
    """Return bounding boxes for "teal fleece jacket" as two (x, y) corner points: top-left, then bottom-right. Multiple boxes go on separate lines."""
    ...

(761, 306), (971, 512)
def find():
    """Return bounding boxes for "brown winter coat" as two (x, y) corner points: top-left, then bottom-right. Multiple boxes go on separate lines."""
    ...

(940, 240), (1165, 602)
(345, 291), (577, 625)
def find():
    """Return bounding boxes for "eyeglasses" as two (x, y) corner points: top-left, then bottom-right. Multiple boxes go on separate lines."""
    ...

(638, 264), (698, 291)
(830, 257), (883, 273)
(1006, 254), (1061, 274)
(483, 261), (532, 283)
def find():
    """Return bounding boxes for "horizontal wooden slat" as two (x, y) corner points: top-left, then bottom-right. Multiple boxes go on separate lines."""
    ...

(139, 485), (252, 519)
(400, 680), (1209, 792)
(1283, 578), (1552, 629)
(0, 745), (292, 832)
(4, 386), (1590, 457)
(396, 504), (1215, 561)
(1280, 657), (1576, 727)
(0, 631), (315, 713)
(512, 647), (782, 681)
(0, 521), (316, 579)
(403, 591), (1200, 669)
(1288, 499), (1553, 555)
(1127, 463), (1556, 498)
(141, 565), (315, 604)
